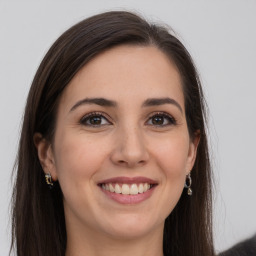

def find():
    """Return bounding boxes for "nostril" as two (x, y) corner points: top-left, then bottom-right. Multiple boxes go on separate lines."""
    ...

(116, 159), (146, 168)
(110, 140), (150, 167)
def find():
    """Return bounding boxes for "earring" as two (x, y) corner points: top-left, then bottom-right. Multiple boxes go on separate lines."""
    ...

(45, 172), (54, 188)
(184, 173), (192, 196)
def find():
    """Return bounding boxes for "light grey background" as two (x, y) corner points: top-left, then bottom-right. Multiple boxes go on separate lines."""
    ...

(1, 1), (255, 254)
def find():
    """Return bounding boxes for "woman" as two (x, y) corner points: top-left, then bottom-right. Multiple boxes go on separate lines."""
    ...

(11, 11), (214, 256)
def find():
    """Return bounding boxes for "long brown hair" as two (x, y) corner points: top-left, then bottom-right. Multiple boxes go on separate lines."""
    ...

(11, 11), (215, 256)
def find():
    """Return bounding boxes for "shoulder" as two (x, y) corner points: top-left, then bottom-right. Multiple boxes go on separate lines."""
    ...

(219, 234), (256, 256)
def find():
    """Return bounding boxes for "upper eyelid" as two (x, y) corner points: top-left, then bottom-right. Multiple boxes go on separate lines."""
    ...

(147, 111), (175, 120)
(146, 111), (176, 125)
(79, 111), (176, 124)
(80, 111), (112, 123)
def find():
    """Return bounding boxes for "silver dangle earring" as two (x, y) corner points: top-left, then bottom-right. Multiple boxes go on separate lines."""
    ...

(45, 172), (54, 189)
(184, 173), (192, 196)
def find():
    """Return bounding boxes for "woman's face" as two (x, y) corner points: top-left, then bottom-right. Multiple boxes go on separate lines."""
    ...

(37, 45), (199, 241)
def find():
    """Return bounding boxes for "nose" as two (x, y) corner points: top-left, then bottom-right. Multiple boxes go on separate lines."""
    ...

(110, 125), (150, 168)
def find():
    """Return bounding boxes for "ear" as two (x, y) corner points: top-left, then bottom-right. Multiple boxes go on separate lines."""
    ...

(33, 133), (58, 181)
(186, 130), (200, 175)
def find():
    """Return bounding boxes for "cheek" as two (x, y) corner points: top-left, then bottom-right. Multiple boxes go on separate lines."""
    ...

(147, 134), (190, 220)
(151, 133), (190, 202)
(153, 134), (190, 176)
(53, 132), (107, 188)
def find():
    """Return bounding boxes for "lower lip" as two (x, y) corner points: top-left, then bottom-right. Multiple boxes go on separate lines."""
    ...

(100, 186), (156, 204)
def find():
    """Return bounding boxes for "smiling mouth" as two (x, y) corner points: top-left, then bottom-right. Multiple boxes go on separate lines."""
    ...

(100, 183), (155, 195)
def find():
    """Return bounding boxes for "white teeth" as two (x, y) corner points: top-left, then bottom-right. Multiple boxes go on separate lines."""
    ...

(138, 183), (144, 194)
(101, 182), (152, 195)
(109, 183), (115, 192)
(143, 183), (148, 192)
(130, 184), (139, 195)
(122, 184), (130, 194)
(115, 184), (122, 194)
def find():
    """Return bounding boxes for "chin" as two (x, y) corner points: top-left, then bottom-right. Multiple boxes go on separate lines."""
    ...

(100, 213), (164, 240)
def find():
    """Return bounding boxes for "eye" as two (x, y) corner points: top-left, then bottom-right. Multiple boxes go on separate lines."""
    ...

(146, 112), (176, 126)
(80, 112), (111, 126)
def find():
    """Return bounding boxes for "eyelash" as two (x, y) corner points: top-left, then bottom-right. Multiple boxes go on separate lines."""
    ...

(80, 111), (176, 127)
(146, 112), (177, 127)
(80, 112), (111, 126)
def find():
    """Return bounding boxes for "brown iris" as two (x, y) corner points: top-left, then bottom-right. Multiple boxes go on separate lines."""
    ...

(89, 116), (102, 125)
(152, 116), (164, 125)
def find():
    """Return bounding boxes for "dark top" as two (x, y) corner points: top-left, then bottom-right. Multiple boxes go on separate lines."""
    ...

(219, 234), (256, 256)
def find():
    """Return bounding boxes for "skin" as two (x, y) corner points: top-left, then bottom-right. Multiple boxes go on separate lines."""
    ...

(35, 45), (200, 256)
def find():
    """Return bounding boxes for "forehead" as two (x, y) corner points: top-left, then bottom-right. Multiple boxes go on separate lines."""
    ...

(60, 45), (184, 110)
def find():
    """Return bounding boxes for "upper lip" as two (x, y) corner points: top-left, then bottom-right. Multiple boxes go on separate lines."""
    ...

(97, 176), (158, 185)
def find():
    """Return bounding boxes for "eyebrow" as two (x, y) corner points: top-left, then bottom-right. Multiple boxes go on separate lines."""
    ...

(70, 98), (117, 112)
(142, 97), (183, 113)
(70, 97), (183, 113)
